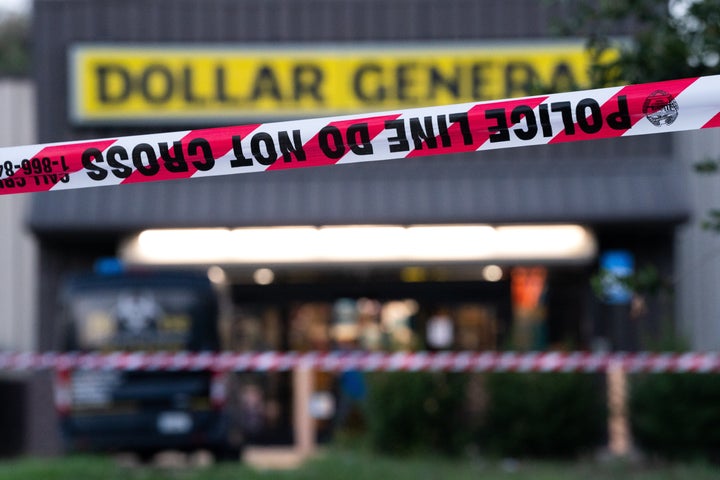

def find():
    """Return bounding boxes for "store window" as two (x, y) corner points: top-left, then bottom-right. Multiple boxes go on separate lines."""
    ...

(280, 298), (501, 353)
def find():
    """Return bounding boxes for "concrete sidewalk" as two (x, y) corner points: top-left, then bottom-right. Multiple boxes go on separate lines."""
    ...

(244, 446), (315, 470)
(116, 446), (315, 470)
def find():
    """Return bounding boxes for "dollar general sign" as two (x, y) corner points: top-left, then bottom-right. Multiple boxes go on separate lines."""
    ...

(70, 42), (610, 124)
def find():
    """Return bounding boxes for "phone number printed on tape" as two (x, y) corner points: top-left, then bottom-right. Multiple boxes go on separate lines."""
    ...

(0, 156), (71, 189)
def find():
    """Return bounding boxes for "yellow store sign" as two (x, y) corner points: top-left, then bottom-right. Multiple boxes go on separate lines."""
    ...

(70, 42), (610, 124)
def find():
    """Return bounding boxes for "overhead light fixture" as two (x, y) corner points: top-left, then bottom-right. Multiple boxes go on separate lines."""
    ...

(206, 265), (227, 284)
(120, 224), (596, 266)
(482, 265), (504, 282)
(253, 268), (275, 285)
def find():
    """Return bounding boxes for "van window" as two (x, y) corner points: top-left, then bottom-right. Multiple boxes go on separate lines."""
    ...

(68, 287), (201, 351)
(61, 272), (220, 352)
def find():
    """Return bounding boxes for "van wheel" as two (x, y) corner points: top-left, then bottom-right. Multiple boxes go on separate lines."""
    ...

(137, 450), (156, 463)
(212, 445), (242, 462)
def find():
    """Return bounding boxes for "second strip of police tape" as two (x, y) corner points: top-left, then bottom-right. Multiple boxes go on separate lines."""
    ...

(0, 350), (718, 373)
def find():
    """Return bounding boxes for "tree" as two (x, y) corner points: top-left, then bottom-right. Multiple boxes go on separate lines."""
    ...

(553, 0), (720, 87)
(0, 12), (29, 76)
(556, 0), (720, 230)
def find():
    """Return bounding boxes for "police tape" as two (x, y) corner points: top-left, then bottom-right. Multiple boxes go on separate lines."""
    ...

(1, 351), (720, 373)
(1, 75), (719, 195)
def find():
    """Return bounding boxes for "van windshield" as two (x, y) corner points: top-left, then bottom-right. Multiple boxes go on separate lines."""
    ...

(66, 286), (204, 351)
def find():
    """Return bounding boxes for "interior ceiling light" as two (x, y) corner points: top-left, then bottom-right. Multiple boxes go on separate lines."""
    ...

(120, 224), (597, 266)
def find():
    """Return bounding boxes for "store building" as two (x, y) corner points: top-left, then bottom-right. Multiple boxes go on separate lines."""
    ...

(28, 0), (689, 355)
(0, 79), (36, 353)
(0, 79), (39, 458)
(22, 0), (708, 448)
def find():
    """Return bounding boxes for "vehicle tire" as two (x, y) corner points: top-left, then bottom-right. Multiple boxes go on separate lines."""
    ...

(212, 444), (242, 462)
(137, 450), (157, 464)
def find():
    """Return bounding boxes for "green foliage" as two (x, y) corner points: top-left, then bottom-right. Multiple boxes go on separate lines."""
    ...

(694, 158), (720, 231)
(552, 0), (720, 86)
(694, 158), (720, 174)
(590, 263), (665, 303)
(631, 373), (720, 461)
(364, 371), (607, 459)
(701, 210), (720, 232)
(0, 14), (29, 76)
(639, 320), (689, 352)
(479, 373), (606, 458)
(364, 371), (470, 456)
(553, 1), (720, 231)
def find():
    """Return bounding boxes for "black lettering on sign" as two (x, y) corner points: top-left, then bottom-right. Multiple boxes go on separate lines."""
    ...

(182, 66), (205, 104)
(353, 64), (385, 103)
(141, 65), (174, 104)
(396, 63), (417, 102)
(428, 65), (460, 99)
(95, 62), (328, 107)
(215, 65), (240, 104)
(96, 65), (131, 104)
(251, 66), (283, 101)
(504, 62), (538, 98)
(549, 62), (578, 93)
(471, 63), (491, 99)
(293, 64), (324, 102)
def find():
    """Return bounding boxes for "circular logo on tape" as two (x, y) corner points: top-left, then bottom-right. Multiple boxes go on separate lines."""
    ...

(642, 90), (679, 127)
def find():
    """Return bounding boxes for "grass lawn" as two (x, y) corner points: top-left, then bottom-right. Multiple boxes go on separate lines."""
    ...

(0, 449), (718, 480)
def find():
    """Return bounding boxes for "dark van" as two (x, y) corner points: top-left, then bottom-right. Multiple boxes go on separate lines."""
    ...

(55, 269), (242, 460)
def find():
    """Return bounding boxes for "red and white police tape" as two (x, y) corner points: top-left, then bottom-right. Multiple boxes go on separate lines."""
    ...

(0, 75), (719, 195)
(1, 351), (720, 373)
